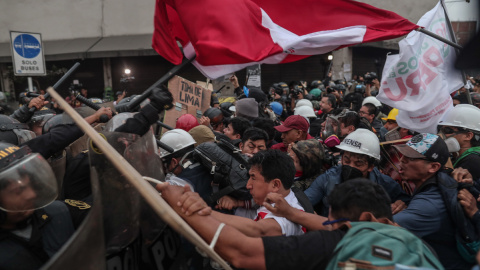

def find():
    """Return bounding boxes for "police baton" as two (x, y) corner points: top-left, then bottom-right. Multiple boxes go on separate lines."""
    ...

(47, 86), (232, 270)
(29, 62), (81, 113)
(114, 56), (195, 113)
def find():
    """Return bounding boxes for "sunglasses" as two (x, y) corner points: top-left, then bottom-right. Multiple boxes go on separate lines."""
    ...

(440, 126), (467, 135)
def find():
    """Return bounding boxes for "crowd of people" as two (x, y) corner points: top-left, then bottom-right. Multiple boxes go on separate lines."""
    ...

(1, 71), (480, 270)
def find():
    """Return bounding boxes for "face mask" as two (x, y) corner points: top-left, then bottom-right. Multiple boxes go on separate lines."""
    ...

(324, 135), (340, 148)
(445, 137), (460, 153)
(341, 165), (364, 182)
(322, 117), (340, 140)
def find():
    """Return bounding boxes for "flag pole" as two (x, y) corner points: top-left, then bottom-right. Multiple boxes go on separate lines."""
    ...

(414, 28), (462, 50)
(439, 0), (473, 105)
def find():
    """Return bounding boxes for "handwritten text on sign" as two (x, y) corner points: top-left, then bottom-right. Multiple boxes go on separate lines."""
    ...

(179, 81), (202, 107)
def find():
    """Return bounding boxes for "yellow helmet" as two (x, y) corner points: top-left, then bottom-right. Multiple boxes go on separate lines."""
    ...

(382, 108), (399, 121)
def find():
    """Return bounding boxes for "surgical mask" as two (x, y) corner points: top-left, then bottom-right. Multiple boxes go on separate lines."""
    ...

(445, 137), (461, 153)
(341, 165), (364, 182)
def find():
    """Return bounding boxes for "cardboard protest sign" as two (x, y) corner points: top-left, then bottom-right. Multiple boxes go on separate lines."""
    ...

(163, 76), (212, 133)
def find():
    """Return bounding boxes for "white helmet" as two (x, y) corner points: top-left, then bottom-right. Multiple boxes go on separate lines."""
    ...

(336, 128), (380, 160)
(362, 96), (382, 107)
(159, 129), (196, 158)
(438, 104), (480, 132)
(294, 106), (316, 118)
(295, 99), (313, 109)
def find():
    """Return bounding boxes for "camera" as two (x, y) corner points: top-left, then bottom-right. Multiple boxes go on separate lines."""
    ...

(290, 85), (303, 99)
(68, 81), (83, 92)
(364, 72), (378, 85)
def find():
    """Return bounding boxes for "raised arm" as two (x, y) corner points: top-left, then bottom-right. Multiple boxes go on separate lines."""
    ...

(157, 184), (266, 269)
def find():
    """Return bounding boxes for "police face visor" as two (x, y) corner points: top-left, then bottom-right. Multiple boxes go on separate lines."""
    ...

(0, 154), (58, 212)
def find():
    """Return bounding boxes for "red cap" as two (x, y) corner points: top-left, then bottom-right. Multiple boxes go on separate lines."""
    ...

(175, 114), (199, 132)
(274, 115), (309, 133)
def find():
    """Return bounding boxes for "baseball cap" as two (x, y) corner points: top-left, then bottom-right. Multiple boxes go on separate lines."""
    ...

(393, 133), (449, 166)
(274, 115), (309, 133)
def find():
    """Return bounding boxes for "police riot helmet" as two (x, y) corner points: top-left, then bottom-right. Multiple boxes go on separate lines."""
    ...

(311, 80), (322, 89)
(271, 83), (288, 96)
(0, 143), (58, 214)
(28, 109), (56, 136)
(0, 115), (36, 145)
(41, 113), (77, 135)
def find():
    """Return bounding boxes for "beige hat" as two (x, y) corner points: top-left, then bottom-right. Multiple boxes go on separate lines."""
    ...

(188, 125), (215, 147)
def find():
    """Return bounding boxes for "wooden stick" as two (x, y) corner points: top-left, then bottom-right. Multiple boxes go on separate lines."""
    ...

(379, 138), (411, 146)
(47, 87), (232, 270)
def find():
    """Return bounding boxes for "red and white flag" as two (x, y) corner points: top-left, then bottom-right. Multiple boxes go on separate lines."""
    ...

(152, 0), (418, 79)
(376, 2), (463, 134)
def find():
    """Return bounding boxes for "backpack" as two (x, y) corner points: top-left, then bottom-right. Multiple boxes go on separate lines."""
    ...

(326, 222), (444, 270)
(436, 173), (480, 263)
(193, 138), (251, 204)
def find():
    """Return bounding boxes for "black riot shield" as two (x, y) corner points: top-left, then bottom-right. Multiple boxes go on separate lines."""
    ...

(124, 130), (184, 269)
(40, 167), (106, 270)
(48, 149), (67, 199)
(88, 131), (142, 256)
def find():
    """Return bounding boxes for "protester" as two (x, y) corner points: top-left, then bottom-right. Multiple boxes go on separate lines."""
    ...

(200, 107), (225, 133)
(381, 108), (415, 142)
(223, 117), (252, 145)
(165, 150), (306, 237)
(305, 129), (410, 216)
(271, 115), (314, 152)
(288, 139), (324, 191)
(235, 98), (259, 121)
(238, 127), (268, 157)
(157, 178), (442, 270)
(358, 103), (383, 134)
(392, 133), (475, 269)
(175, 113), (199, 132)
(158, 129), (213, 202)
(188, 125), (215, 147)
(438, 104), (480, 183)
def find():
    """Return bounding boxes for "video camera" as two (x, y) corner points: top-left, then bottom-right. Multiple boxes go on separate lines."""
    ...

(364, 72), (378, 85)
(290, 85), (304, 99)
(68, 80), (83, 96)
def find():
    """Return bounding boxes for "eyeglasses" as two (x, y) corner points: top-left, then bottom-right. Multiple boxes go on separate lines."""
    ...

(322, 218), (350, 226)
(358, 111), (369, 116)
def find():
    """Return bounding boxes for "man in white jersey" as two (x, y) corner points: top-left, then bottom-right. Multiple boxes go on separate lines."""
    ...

(174, 149), (305, 236)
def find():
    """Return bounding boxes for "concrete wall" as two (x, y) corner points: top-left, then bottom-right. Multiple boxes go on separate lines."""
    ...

(0, 0), (155, 43)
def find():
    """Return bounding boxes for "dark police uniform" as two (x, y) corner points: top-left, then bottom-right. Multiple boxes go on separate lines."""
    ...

(0, 200), (90, 270)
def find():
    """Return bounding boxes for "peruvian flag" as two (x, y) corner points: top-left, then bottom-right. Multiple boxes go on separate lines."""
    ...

(152, 0), (419, 79)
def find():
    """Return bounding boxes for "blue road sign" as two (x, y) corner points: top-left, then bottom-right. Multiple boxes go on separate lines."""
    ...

(13, 34), (41, 59)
